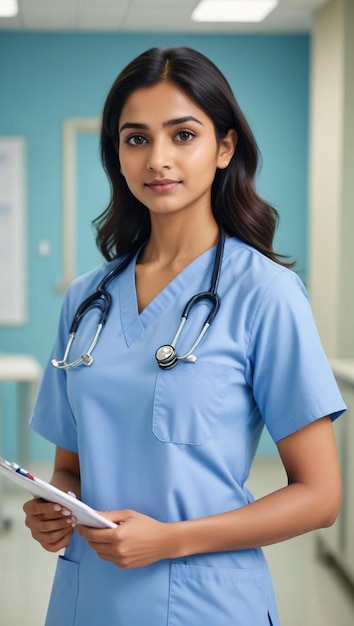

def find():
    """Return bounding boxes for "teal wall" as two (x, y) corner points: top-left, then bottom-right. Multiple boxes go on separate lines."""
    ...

(0, 32), (309, 460)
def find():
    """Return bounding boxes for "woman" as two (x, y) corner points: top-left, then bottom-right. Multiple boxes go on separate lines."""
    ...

(24, 47), (345, 626)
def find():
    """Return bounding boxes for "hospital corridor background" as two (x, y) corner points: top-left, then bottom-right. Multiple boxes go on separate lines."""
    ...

(1, 0), (354, 624)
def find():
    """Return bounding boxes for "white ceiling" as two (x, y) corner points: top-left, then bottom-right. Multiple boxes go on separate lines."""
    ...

(0, 0), (330, 33)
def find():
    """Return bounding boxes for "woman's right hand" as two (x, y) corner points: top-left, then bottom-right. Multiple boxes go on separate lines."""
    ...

(23, 497), (75, 552)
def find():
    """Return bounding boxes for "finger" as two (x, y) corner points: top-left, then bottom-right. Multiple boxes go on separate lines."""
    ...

(75, 525), (114, 542)
(52, 504), (76, 519)
(23, 498), (71, 520)
(40, 530), (74, 553)
(32, 515), (75, 533)
(33, 525), (72, 544)
(85, 540), (122, 564)
(23, 498), (53, 515)
(94, 549), (118, 564)
(25, 508), (74, 528)
(98, 509), (132, 522)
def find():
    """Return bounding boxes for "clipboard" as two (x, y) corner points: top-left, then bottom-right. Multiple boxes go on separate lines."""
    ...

(0, 456), (117, 529)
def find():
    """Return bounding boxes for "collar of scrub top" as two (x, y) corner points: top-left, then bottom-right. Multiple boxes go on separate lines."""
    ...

(51, 228), (225, 371)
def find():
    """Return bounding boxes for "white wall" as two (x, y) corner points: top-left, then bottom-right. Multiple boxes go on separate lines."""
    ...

(309, 0), (354, 357)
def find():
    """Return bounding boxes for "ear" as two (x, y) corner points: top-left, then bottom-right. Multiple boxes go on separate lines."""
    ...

(216, 129), (237, 169)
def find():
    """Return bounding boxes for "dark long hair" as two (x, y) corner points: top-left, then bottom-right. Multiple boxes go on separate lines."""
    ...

(94, 46), (293, 267)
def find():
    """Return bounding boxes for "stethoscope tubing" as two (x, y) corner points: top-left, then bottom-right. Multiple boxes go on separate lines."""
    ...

(52, 229), (225, 370)
(69, 249), (137, 335)
(157, 230), (224, 367)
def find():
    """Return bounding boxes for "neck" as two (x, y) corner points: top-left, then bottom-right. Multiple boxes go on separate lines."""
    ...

(140, 213), (219, 266)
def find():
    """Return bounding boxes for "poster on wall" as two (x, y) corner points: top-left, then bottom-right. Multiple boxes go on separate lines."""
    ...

(0, 137), (26, 325)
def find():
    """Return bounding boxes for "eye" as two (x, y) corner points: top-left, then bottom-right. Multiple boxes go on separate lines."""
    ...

(175, 130), (196, 142)
(126, 134), (148, 146)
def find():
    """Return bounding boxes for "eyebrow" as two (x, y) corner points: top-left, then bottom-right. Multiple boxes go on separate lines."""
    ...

(119, 116), (203, 133)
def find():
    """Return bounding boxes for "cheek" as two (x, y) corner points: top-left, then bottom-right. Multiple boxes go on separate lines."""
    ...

(120, 163), (145, 198)
(190, 142), (219, 168)
(119, 156), (137, 181)
(193, 154), (218, 181)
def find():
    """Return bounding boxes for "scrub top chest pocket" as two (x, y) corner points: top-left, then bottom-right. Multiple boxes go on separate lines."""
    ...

(152, 361), (232, 445)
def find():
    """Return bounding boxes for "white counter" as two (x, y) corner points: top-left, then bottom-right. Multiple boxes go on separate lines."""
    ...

(0, 354), (42, 531)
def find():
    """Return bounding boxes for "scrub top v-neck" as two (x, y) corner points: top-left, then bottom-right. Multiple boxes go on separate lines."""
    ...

(118, 241), (219, 347)
(30, 236), (346, 626)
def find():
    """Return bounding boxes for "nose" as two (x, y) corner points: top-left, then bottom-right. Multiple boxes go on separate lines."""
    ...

(147, 137), (172, 171)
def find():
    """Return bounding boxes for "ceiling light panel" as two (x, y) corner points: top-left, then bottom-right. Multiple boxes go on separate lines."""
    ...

(0, 0), (18, 17)
(192, 0), (279, 23)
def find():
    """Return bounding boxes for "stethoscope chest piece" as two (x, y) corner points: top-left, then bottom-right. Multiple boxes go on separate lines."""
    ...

(155, 345), (178, 369)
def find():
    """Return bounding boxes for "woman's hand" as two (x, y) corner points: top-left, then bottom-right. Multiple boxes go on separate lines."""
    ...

(76, 509), (176, 569)
(23, 497), (76, 553)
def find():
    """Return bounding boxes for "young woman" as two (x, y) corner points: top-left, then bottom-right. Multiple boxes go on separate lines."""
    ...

(23, 47), (345, 626)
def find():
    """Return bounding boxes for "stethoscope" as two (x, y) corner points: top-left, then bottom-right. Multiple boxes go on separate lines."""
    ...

(51, 229), (225, 371)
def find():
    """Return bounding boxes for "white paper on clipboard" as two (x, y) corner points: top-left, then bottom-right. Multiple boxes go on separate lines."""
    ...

(0, 456), (117, 529)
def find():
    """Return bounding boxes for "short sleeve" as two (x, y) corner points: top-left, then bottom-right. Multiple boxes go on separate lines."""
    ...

(245, 270), (346, 442)
(30, 285), (78, 453)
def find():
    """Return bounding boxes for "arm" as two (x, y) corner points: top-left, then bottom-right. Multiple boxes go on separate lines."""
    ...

(173, 415), (341, 555)
(23, 447), (81, 552)
(50, 446), (81, 497)
(76, 415), (341, 568)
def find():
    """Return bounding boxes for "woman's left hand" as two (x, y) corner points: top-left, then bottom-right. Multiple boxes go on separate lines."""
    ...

(75, 509), (176, 569)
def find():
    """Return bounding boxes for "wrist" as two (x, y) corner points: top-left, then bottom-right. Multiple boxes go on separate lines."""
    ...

(167, 519), (207, 559)
(166, 513), (236, 559)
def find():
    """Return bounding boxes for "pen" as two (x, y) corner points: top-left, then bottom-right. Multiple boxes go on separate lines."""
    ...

(9, 461), (35, 480)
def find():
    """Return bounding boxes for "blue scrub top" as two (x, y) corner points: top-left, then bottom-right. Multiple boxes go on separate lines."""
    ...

(31, 237), (346, 626)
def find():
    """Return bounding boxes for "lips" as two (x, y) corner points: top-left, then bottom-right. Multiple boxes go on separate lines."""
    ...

(145, 179), (181, 192)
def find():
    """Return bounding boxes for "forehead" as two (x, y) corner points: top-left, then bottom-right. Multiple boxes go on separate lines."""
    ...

(119, 81), (210, 125)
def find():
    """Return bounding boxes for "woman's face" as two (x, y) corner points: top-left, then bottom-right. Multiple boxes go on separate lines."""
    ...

(118, 81), (234, 220)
